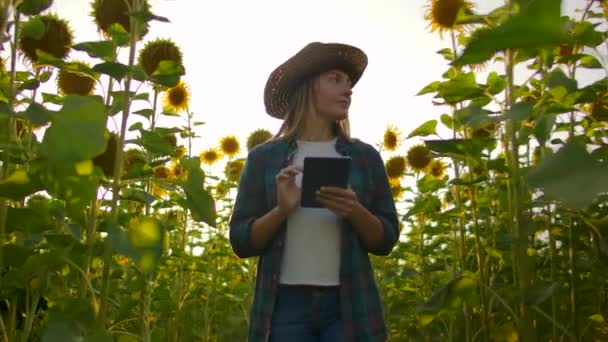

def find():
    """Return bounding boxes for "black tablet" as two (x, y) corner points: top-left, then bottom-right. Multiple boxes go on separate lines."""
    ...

(301, 156), (352, 208)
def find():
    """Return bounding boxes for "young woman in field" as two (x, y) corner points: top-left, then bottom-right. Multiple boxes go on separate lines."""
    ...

(229, 42), (399, 342)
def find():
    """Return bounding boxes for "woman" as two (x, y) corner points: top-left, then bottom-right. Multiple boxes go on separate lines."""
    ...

(229, 42), (399, 342)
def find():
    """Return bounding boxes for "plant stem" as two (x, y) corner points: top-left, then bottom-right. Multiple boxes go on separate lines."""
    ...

(568, 218), (578, 341)
(98, 1), (141, 324)
(80, 194), (99, 301)
(505, 46), (536, 342)
(470, 187), (489, 342)
(547, 204), (559, 341)
(0, 7), (21, 288)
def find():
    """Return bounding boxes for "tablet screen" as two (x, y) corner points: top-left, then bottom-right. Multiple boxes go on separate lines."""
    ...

(300, 157), (351, 208)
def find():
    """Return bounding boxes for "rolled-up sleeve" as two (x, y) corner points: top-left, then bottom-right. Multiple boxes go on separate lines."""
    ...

(365, 147), (400, 256)
(229, 149), (268, 258)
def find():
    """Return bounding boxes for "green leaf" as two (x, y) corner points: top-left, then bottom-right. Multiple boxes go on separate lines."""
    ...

(23, 102), (53, 126)
(437, 73), (484, 104)
(405, 195), (441, 217)
(42, 92), (64, 105)
(40, 95), (107, 163)
(579, 55), (603, 69)
(417, 174), (445, 194)
(122, 188), (156, 204)
(504, 102), (534, 122)
(22, 16), (45, 39)
(6, 207), (51, 234)
(526, 143), (608, 209)
(547, 68), (578, 93)
(486, 72), (506, 95)
(425, 138), (495, 160)
(533, 113), (556, 145)
(417, 81), (441, 96)
(107, 23), (129, 46)
(73, 41), (116, 61)
(454, 0), (566, 66)
(570, 21), (605, 47)
(18, 78), (40, 91)
(180, 157), (216, 225)
(93, 62), (129, 82)
(419, 275), (479, 322)
(133, 108), (153, 118)
(0, 169), (44, 201)
(407, 120), (437, 139)
(136, 129), (174, 155)
(440, 114), (453, 129)
(454, 104), (494, 128)
(151, 60), (184, 87)
(38, 70), (53, 83)
(1, 244), (33, 268)
(436, 48), (454, 61)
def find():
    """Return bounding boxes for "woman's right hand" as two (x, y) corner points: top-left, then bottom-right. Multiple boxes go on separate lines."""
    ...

(275, 165), (303, 216)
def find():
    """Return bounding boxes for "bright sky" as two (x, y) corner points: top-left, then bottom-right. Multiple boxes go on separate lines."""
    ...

(46, 0), (601, 156)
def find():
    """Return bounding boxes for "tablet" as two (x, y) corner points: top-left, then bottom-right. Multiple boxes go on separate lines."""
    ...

(301, 156), (352, 208)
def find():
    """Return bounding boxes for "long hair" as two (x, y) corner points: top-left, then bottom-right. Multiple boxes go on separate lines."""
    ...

(272, 75), (351, 141)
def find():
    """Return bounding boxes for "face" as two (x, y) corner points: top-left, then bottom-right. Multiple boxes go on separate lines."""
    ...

(311, 69), (353, 121)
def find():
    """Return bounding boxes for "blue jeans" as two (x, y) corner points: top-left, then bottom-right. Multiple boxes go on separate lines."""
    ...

(270, 285), (344, 342)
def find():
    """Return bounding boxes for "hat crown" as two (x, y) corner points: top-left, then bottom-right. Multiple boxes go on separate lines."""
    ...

(263, 42), (368, 119)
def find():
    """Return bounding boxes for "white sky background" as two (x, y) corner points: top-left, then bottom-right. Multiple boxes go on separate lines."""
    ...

(46, 0), (603, 156)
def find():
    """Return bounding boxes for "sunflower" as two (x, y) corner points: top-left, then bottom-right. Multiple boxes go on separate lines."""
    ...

(427, 159), (447, 178)
(172, 145), (186, 159)
(214, 181), (231, 198)
(424, 0), (472, 38)
(407, 144), (433, 172)
(470, 122), (496, 139)
(219, 135), (240, 157)
(138, 38), (183, 77)
(123, 148), (147, 170)
(57, 62), (97, 95)
(200, 148), (221, 165)
(383, 125), (401, 151)
(390, 178), (404, 200)
(164, 80), (190, 113)
(385, 156), (407, 179)
(154, 166), (171, 179)
(91, 0), (150, 38)
(225, 159), (245, 183)
(246, 128), (273, 151)
(151, 182), (168, 198)
(170, 162), (187, 180)
(19, 14), (73, 63)
(18, 0), (53, 16)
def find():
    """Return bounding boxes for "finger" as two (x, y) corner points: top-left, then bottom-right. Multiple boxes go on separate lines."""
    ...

(317, 192), (353, 209)
(317, 197), (349, 216)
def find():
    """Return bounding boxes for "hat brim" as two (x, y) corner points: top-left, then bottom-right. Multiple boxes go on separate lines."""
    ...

(264, 42), (368, 119)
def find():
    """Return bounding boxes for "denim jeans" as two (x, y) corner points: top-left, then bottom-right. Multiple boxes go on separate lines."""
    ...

(270, 285), (344, 342)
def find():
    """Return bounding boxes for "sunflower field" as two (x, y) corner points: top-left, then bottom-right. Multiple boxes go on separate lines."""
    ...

(0, 0), (607, 341)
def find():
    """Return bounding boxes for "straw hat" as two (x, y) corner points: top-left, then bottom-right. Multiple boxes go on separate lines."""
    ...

(263, 42), (368, 119)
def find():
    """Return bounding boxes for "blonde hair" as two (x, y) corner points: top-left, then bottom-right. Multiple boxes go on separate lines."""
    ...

(273, 75), (351, 141)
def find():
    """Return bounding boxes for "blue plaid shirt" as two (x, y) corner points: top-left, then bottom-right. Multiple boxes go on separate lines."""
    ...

(229, 134), (399, 342)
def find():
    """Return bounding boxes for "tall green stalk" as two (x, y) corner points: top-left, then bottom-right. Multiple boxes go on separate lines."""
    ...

(505, 47), (536, 342)
(98, 0), (144, 325)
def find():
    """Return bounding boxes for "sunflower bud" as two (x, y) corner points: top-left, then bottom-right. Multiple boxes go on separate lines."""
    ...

(137, 38), (183, 77)
(57, 62), (96, 95)
(92, 0), (150, 38)
(19, 14), (73, 63)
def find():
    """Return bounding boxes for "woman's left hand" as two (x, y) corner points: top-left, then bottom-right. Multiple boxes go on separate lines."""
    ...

(316, 186), (361, 218)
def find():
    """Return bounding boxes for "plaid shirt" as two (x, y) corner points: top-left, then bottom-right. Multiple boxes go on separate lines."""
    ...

(229, 134), (399, 342)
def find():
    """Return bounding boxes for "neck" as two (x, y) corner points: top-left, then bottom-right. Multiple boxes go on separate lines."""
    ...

(298, 114), (336, 142)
